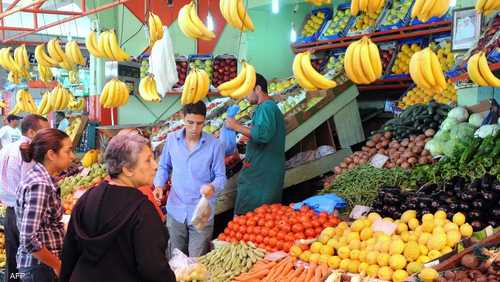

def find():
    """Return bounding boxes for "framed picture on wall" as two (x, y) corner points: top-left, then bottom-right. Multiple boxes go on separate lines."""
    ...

(451, 7), (482, 52)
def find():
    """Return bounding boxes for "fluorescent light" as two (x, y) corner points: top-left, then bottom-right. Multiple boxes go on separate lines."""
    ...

(206, 11), (214, 31)
(290, 23), (297, 43)
(272, 0), (279, 14)
(450, 0), (456, 7)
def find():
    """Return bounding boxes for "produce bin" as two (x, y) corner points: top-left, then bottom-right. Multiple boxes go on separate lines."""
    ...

(318, 3), (355, 41)
(384, 37), (428, 79)
(347, 0), (391, 36)
(187, 54), (214, 85)
(488, 47), (500, 63)
(410, 10), (451, 25)
(295, 7), (332, 44)
(212, 54), (237, 87)
(173, 56), (188, 88)
(376, 0), (414, 31)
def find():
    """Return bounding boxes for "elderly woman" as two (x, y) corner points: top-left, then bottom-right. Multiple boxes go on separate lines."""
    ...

(60, 134), (175, 282)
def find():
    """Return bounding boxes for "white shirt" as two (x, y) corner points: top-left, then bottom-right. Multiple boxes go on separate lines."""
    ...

(0, 136), (34, 207)
(0, 125), (22, 147)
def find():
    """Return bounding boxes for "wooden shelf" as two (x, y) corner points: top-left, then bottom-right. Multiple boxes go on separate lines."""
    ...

(450, 61), (500, 82)
(293, 21), (451, 53)
(357, 75), (412, 91)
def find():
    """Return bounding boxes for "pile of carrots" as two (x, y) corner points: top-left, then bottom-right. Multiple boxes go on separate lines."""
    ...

(232, 256), (330, 282)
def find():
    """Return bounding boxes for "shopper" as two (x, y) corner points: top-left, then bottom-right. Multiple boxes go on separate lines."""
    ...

(56, 112), (69, 131)
(60, 134), (175, 282)
(16, 128), (74, 281)
(225, 73), (286, 215)
(154, 101), (226, 258)
(0, 115), (49, 282)
(0, 114), (22, 148)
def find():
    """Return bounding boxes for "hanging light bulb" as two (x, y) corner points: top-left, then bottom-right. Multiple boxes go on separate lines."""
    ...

(206, 11), (215, 31)
(272, 0), (279, 14)
(290, 22), (297, 43)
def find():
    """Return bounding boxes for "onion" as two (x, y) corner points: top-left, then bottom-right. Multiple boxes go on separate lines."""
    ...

(398, 146), (405, 152)
(408, 157), (417, 165)
(353, 156), (360, 164)
(401, 139), (409, 147)
(409, 135), (416, 141)
(345, 157), (353, 164)
(378, 149), (386, 155)
(381, 140), (390, 148)
(359, 158), (368, 164)
(369, 148), (377, 155)
(402, 151), (413, 159)
(396, 159), (403, 165)
(366, 140), (375, 148)
(340, 161), (347, 168)
(384, 131), (392, 139)
(418, 156), (427, 164)
(393, 142), (401, 149)
(362, 146), (370, 152)
(425, 128), (436, 137)
(334, 166), (342, 174)
(412, 146), (422, 154)
(372, 133), (382, 142)
(422, 150), (430, 156)
(348, 163), (356, 169)
(416, 135), (426, 142)
(393, 152), (401, 159)
(375, 143), (383, 149)
(415, 140), (425, 147)
(401, 162), (410, 169)
(408, 142), (415, 149)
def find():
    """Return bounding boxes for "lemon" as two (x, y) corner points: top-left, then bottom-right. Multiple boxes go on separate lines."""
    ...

(392, 234), (402, 240)
(401, 210), (417, 223)
(339, 236), (348, 247)
(389, 254), (407, 270)
(327, 238), (338, 249)
(310, 242), (322, 254)
(348, 260), (360, 273)
(358, 262), (369, 273)
(377, 253), (390, 266)
(347, 231), (360, 241)
(309, 253), (320, 264)
(396, 223), (408, 234)
(379, 241), (391, 253)
(299, 250), (311, 262)
(367, 264), (379, 277)
(289, 245), (302, 257)
(422, 213), (434, 222)
(460, 223), (473, 237)
(406, 261), (422, 274)
(419, 268), (439, 282)
(358, 250), (367, 262)
(419, 244), (429, 255)
(415, 226), (423, 237)
(360, 227), (373, 241)
(441, 246), (453, 254)
(403, 241), (420, 261)
(417, 255), (430, 264)
(339, 259), (350, 271)
(319, 254), (330, 265)
(444, 222), (459, 232)
(434, 218), (446, 227)
(328, 256), (341, 269)
(350, 249), (360, 260)
(434, 210), (447, 220)
(428, 233), (447, 251)
(349, 239), (361, 250)
(418, 233), (432, 245)
(408, 233), (419, 242)
(446, 230), (461, 247)
(367, 212), (382, 223)
(390, 240), (405, 255)
(393, 269), (409, 282)
(433, 226), (445, 235)
(422, 221), (434, 233)
(318, 233), (330, 244)
(338, 246), (350, 259)
(428, 250), (441, 260)
(351, 219), (365, 232)
(408, 218), (419, 230)
(320, 245), (334, 256)
(322, 227), (336, 237)
(400, 231), (410, 242)
(337, 221), (349, 231)
(383, 217), (394, 222)
(378, 234), (391, 242)
(453, 212), (466, 226)
(378, 266), (393, 280)
(366, 251), (378, 265)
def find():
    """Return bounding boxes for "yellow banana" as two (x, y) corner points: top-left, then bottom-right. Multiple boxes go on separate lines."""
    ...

(351, 0), (359, 16)
(38, 64), (53, 83)
(367, 38), (383, 79)
(14, 45), (29, 69)
(409, 51), (433, 90)
(359, 0), (368, 12)
(99, 81), (111, 107)
(418, 0), (435, 22)
(108, 30), (131, 61)
(430, 50), (447, 90)
(189, 2), (216, 40)
(178, 3), (203, 39)
(98, 31), (113, 59)
(237, 0), (254, 32)
(227, 0), (246, 31)
(411, 0), (425, 18)
(66, 41), (85, 65)
(467, 53), (489, 86)
(37, 92), (50, 115)
(420, 48), (436, 87)
(367, 0), (379, 13)
(86, 31), (105, 58)
(47, 39), (65, 63)
(352, 42), (370, 84)
(430, 0), (449, 18)
(344, 41), (358, 84)
(300, 52), (337, 89)
(359, 38), (377, 83)
(293, 53), (317, 90)
(194, 69), (210, 102)
(475, 0), (487, 12)
(35, 44), (59, 67)
(218, 63), (247, 92)
(181, 70), (197, 105)
(117, 80), (130, 106)
(478, 52), (500, 87)
(231, 63), (256, 100)
(104, 80), (117, 108)
(148, 13), (164, 46)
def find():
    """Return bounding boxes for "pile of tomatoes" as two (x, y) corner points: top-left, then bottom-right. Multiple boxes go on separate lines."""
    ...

(218, 204), (340, 252)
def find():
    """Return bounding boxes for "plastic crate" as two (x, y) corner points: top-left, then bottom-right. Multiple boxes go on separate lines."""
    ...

(410, 10), (451, 25)
(188, 54), (214, 87)
(212, 54), (237, 88)
(379, 42), (398, 76)
(376, 0), (414, 31)
(319, 3), (356, 41)
(295, 8), (333, 44)
(384, 37), (428, 78)
(488, 47), (500, 63)
(174, 56), (189, 88)
(347, 0), (391, 36)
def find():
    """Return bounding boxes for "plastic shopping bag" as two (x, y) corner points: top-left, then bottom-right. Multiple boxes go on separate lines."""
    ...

(169, 248), (210, 281)
(220, 105), (240, 156)
(191, 196), (212, 231)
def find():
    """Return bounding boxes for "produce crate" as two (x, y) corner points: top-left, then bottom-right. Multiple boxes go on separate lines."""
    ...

(296, 8), (332, 44)
(384, 37), (427, 79)
(347, 0), (391, 36)
(188, 54), (214, 84)
(323, 49), (347, 77)
(212, 54), (237, 87)
(488, 47), (500, 63)
(376, 0), (414, 31)
(410, 9), (451, 25)
(428, 33), (454, 72)
(379, 42), (398, 76)
(173, 56), (188, 88)
(318, 3), (356, 41)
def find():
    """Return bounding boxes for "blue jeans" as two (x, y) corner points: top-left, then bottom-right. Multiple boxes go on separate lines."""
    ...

(19, 264), (57, 282)
(166, 214), (214, 259)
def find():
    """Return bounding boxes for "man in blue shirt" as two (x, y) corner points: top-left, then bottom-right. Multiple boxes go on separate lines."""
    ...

(154, 101), (226, 258)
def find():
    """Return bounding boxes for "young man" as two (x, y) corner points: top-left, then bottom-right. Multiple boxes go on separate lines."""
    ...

(225, 73), (286, 215)
(0, 115), (49, 282)
(0, 115), (22, 148)
(154, 101), (226, 258)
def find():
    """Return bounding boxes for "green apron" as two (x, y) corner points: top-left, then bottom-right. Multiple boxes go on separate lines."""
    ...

(234, 99), (286, 215)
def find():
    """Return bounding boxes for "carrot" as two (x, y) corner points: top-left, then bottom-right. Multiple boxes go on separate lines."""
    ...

(295, 268), (308, 282)
(313, 265), (323, 282)
(304, 263), (316, 282)
(263, 258), (288, 282)
(276, 260), (294, 279)
(268, 258), (292, 280)
(290, 267), (305, 279)
(236, 269), (270, 281)
(319, 263), (328, 278)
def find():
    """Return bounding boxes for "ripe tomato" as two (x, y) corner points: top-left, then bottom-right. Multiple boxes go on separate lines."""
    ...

(330, 217), (340, 226)
(253, 226), (261, 234)
(305, 228), (315, 238)
(299, 206), (310, 213)
(228, 222), (235, 230)
(243, 234), (250, 241)
(311, 220), (320, 228)
(302, 221), (313, 229)
(264, 214), (273, 221)
(280, 223), (291, 232)
(285, 234), (295, 242)
(283, 241), (293, 252)
(255, 235), (263, 243)
(295, 232), (305, 240)
(314, 227), (323, 234)
(261, 227), (269, 236)
(230, 238), (238, 243)
(246, 211), (255, 218)
(318, 216), (327, 225)
(236, 232), (243, 240)
(263, 237), (270, 245)
(239, 225), (247, 233)
(275, 241), (284, 250)
(292, 223), (304, 233)
(258, 219), (266, 226)
(246, 226), (254, 234)
(277, 231), (286, 240)
(319, 211), (329, 218)
(229, 231), (236, 238)
(249, 234), (256, 242)
(299, 244), (309, 251)
(269, 238), (277, 247)
(247, 219), (257, 226)
(264, 221), (274, 228)
(299, 215), (311, 223)
(218, 234), (226, 241)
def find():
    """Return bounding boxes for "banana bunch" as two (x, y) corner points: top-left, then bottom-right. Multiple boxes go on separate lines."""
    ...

(14, 45), (31, 79)
(65, 117), (82, 141)
(139, 75), (162, 102)
(38, 64), (53, 83)
(178, 2), (215, 41)
(181, 69), (210, 104)
(148, 12), (164, 46)
(85, 30), (130, 61)
(37, 91), (53, 115)
(68, 97), (85, 111)
(69, 70), (79, 84)
(10, 89), (37, 114)
(0, 48), (22, 73)
(351, 0), (385, 16)
(49, 84), (72, 111)
(81, 149), (100, 168)
(411, 0), (450, 23)
(99, 78), (130, 108)
(217, 62), (256, 100)
(409, 47), (447, 92)
(7, 71), (21, 84)
(467, 52), (500, 87)
(305, 0), (331, 6)
(220, 0), (255, 32)
(293, 52), (337, 90)
(65, 40), (86, 66)
(344, 37), (383, 84)
(47, 39), (76, 71)
(476, 0), (500, 15)
(35, 44), (58, 67)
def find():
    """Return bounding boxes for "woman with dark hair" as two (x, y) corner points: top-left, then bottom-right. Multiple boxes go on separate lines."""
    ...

(60, 134), (175, 282)
(16, 128), (75, 281)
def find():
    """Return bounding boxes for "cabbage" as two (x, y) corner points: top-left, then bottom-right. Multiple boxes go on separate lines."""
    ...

(440, 118), (459, 131)
(450, 123), (476, 140)
(433, 129), (450, 142)
(442, 140), (457, 158)
(468, 112), (485, 128)
(474, 124), (499, 138)
(425, 139), (444, 156)
(447, 107), (469, 122)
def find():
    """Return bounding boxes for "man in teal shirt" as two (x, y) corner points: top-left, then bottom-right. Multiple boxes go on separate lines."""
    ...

(225, 73), (286, 215)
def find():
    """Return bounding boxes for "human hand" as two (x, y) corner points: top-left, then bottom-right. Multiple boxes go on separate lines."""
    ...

(225, 118), (239, 131)
(200, 184), (215, 199)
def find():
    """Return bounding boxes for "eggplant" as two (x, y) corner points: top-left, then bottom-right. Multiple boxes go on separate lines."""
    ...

(458, 202), (470, 211)
(393, 211), (402, 219)
(449, 203), (458, 211)
(431, 201), (440, 209)
(492, 180), (500, 193)
(480, 174), (492, 190)
(452, 176), (466, 189)
(447, 211), (455, 219)
(472, 200), (484, 209)
(482, 191), (495, 201)
(461, 192), (475, 201)
(469, 210), (481, 219)
(471, 220), (483, 231)
(466, 185), (478, 194)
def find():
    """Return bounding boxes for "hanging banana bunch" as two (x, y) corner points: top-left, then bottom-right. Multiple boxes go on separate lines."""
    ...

(181, 69), (210, 104)
(178, 2), (216, 40)
(220, 0), (255, 32)
(47, 38), (76, 71)
(85, 30), (130, 61)
(7, 71), (21, 84)
(467, 52), (500, 87)
(411, 0), (450, 23)
(217, 62), (256, 100)
(476, 0), (500, 15)
(68, 96), (85, 111)
(65, 40), (86, 66)
(293, 52), (337, 91)
(305, 0), (331, 7)
(343, 37), (383, 85)
(49, 84), (72, 111)
(14, 45), (31, 80)
(10, 89), (37, 114)
(99, 78), (130, 108)
(0, 47), (22, 73)
(38, 64), (53, 83)
(37, 91), (53, 115)
(69, 70), (80, 84)
(139, 75), (162, 102)
(351, 0), (385, 16)
(408, 48), (447, 92)
(148, 12), (164, 46)
(34, 44), (58, 67)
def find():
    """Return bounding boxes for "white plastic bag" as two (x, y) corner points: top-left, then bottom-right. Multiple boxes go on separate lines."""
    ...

(191, 196), (211, 231)
(169, 249), (209, 281)
(149, 26), (178, 95)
